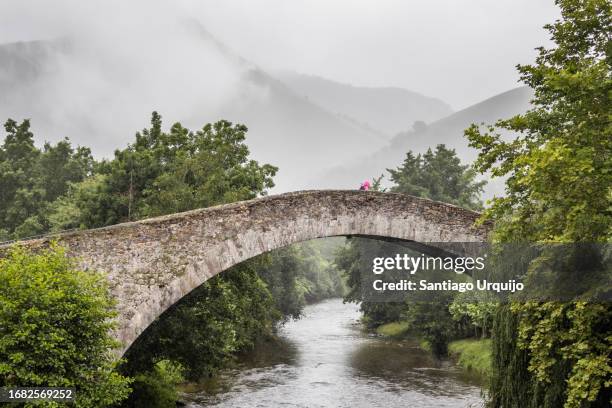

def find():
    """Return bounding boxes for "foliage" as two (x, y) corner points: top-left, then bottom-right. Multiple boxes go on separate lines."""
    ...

(124, 260), (280, 381)
(465, 1), (612, 406)
(370, 174), (386, 192)
(256, 247), (307, 320)
(336, 236), (471, 356)
(0, 244), (131, 407)
(375, 321), (411, 338)
(402, 297), (458, 357)
(47, 174), (111, 232)
(0, 119), (94, 239)
(465, 1), (610, 242)
(125, 360), (185, 408)
(291, 239), (347, 304)
(448, 339), (492, 377)
(387, 144), (486, 210)
(67, 112), (277, 227)
(449, 291), (498, 338)
(513, 301), (612, 408)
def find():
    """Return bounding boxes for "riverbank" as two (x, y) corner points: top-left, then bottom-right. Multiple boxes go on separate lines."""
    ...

(375, 321), (492, 378)
(448, 339), (492, 377)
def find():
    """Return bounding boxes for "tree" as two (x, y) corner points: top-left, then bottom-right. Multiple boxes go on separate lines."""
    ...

(465, 1), (611, 406)
(0, 119), (94, 239)
(449, 291), (498, 338)
(0, 119), (42, 236)
(337, 145), (487, 354)
(387, 144), (486, 210)
(124, 258), (280, 381)
(72, 113), (277, 227)
(466, 2), (610, 242)
(0, 244), (132, 407)
(125, 360), (185, 408)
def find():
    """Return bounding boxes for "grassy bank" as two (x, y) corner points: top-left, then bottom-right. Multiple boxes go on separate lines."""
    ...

(375, 321), (410, 338)
(448, 338), (492, 377)
(374, 322), (491, 378)
(375, 321), (432, 351)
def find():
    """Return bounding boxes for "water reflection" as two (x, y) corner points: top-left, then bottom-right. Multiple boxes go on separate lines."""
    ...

(182, 299), (484, 407)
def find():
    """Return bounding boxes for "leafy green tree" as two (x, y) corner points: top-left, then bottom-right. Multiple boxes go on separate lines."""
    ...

(295, 240), (347, 303)
(70, 112), (277, 227)
(403, 297), (457, 357)
(258, 241), (346, 317)
(0, 119), (94, 239)
(388, 144), (486, 210)
(449, 291), (498, 338)
(47, 174), (117, 231)
(466, 4), (610, 242)
(0, 119), (42, 237)
(465, 1), (611, 406)
(257, 247), (307, 319)
(38, 140), (95, 203)
(0, 244), (131, 407)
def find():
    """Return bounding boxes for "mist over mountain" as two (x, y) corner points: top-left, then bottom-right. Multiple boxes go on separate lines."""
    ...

(277, 71), (453, 136)
(0, 24), (391, 192)
(0, 8), (531, 197)
(316, 86), (534, 198)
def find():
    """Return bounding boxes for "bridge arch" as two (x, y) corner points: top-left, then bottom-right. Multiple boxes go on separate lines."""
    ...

(2, 190), (490, 354)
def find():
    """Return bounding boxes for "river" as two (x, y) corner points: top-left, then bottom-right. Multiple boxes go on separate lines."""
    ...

(182, 298), (484, 407)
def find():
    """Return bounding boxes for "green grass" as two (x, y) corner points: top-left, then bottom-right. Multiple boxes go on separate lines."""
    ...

(375, 321), (411, 338)
(419, 339), (431, 352)
(448, 338), (492, 377)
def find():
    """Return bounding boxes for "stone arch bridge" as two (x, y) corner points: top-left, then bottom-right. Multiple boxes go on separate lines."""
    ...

(0, 190), (490, 354)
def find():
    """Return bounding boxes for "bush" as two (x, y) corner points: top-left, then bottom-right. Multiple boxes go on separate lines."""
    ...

(0, 244), (132, 407)
(448, 339), (492, 377)
(125, 360), (184, 408)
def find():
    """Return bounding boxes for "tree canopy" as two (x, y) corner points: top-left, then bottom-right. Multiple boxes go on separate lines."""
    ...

(51, 112), (278, 230)
(0, 119), (93, 240)
(387, 144), (485, 211)
(465, 1), (611, 406)
(465, 0), (611, 243)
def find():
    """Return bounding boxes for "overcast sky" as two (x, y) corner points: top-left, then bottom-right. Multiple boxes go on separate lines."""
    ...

(0, 0), (559, 110)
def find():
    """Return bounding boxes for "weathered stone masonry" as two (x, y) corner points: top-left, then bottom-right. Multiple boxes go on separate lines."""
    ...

(0, 190), (490, 354)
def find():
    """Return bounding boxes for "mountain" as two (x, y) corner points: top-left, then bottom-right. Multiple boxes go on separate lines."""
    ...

(0, 23), (529, 197)
(0, 32), (389, 193)
(315, 86), (534, 198)
(277, 71), (453, 137)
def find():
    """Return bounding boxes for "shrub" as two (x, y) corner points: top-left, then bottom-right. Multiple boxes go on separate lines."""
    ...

(0, 244), (131, 407)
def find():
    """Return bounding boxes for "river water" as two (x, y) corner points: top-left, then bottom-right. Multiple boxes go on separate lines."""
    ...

(182, 298), (484, 407)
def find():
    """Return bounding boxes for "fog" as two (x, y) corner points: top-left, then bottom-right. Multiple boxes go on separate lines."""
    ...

(0, 0), (559, 192)
(0, 1), (249, 149)
(185, 0), (558, 110)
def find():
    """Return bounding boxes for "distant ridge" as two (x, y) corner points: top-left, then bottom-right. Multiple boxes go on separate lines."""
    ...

(316, 86), (534, 199)
(0, 34), (386, 192)
(278, 71), (453, 137)
(0, 25), (529, 195)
